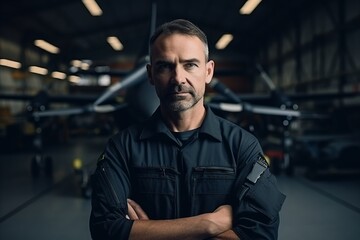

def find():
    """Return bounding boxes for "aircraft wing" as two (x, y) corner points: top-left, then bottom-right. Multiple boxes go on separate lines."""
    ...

(208, 102), (301, 117)
(0, 93), (102, 105)
(286, 91), (360, 102)
(32, 103), (128, 118)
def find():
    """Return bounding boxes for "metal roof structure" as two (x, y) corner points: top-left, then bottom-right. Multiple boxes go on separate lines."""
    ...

(0, 0), (314, 69)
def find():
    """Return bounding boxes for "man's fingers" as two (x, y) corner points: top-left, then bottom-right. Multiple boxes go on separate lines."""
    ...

(214, 205), (232, 214)
(127, 199), (149, 220)
(127, 201), (139, 220)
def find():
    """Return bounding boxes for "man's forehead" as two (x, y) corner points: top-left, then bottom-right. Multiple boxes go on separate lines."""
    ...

(151, 53), (203, 65)
(151, 34), (206, 61)
(153, 33), (202, 47)
(153, 57), (201, 65)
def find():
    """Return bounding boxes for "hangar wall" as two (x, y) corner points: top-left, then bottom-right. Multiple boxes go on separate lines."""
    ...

(0, 38), (69, 115)
(255, 0), (360, 108)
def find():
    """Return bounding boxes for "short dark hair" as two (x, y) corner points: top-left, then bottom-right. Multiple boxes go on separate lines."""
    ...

(149, 19), (209, 61)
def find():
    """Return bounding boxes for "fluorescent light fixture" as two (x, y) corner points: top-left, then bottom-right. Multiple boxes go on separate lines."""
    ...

(34, 39), (60, 54)
(0, 59), (21, 69)
(82, 0), (103, 16)
(80, 62), (90, 70)
(239, 0), (262, 15)
(71, 60), (82, 68)
(107, 36), (124, 51)
(51, 71), (67, 79)
(98, 75), (111, 86)
(29, 66), (48, 75)
(215, 34), (233, 50)
(69, 75), (80, 83)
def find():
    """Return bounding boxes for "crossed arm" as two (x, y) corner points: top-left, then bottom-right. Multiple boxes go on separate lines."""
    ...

(127, 199), (240, 240)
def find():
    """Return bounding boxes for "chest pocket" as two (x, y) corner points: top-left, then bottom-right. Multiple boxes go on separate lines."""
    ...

(191, 167), (235, 215)
(132, 167), (179, 220)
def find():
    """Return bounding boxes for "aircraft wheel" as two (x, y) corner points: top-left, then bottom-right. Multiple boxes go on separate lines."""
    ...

(81, 182), (92, 199)
(79, 170), (92, 199)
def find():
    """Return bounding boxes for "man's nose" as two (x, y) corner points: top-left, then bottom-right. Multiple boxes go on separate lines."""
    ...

(171, 65), (186, 84)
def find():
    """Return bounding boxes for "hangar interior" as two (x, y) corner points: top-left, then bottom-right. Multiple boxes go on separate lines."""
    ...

(0, 0), (359, 239)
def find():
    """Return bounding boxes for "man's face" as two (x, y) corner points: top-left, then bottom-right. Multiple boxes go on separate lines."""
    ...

(147, 33), (214, 112)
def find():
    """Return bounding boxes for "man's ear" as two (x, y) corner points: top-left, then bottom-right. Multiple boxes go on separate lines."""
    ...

(146, 64), (154, 85)
(205, 60), (215, 84)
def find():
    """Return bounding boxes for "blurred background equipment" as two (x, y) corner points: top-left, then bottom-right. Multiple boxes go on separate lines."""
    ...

(0, 1), (360, 240)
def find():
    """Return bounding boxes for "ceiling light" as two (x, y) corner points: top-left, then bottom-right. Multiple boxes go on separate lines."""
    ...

(82, 0), (103, 16)
(98, 75), (111, 86)
(51, 71), (67, 79)
(239, 0), (262, 15)
(71, 60), (82, 68)
(29, 66), (48, 75)
(34, 39), (60, 54)
(81, 62), (90, 70)
(0, 59), (21, 69)
(69, 75), (80, 83)
(215, 34), (233, 50)
(107, 36), (124, 51)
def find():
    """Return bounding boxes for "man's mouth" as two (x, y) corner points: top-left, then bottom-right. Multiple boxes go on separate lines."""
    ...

(168, 85), (190, 95)
(167, 92), (188, 100)
(170, 91), (188, 95)
(165, 85), (194, 100)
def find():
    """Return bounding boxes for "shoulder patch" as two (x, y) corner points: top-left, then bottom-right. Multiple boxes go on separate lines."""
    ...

(97, 153), (105, 163)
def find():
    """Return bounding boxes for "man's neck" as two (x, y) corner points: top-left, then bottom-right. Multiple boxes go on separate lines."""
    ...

(161, 104), (206, 132)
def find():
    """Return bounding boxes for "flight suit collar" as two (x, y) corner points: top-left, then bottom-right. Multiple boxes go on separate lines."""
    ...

(139, 107), (175, 141)
(199, 105), (222, 142)
(140, 105), (222, 142)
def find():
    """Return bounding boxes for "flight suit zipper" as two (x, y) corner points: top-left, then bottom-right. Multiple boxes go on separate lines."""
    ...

(176, 149), (183, 218)
(99, 164), (120, 205)
(193, 166), (234, 174)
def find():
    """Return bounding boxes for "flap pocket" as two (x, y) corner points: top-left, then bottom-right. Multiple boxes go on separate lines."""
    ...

(191, 166), (236, 214)
(246, 170), (286, 221)
(193, 167), (235, 194)
(132, 167), (178, 219)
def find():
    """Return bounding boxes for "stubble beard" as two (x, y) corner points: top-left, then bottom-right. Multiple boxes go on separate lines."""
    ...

(161, 84), (202, 112)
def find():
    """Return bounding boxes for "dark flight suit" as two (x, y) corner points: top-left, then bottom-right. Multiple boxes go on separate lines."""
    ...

(90, 106), (286, 240)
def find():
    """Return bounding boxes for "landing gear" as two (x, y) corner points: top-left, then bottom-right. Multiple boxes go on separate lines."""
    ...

(31, 154), (53, 177)
(30, 118), (53, 178)
(79, 170), (92, 199)
(73, 158), (92, 198)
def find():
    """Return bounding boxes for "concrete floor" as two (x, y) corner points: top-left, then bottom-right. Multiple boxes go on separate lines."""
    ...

(0, 135), (359, 240)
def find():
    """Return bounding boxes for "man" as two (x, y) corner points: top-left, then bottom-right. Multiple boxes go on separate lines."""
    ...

(90, 19), (285, 240)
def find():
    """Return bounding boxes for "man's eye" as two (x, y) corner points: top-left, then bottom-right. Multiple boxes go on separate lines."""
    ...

(184, 63), (197, 69)
(156, 63), (171, 72)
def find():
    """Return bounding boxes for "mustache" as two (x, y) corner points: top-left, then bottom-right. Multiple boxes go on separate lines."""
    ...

(167, 84), (193, 94)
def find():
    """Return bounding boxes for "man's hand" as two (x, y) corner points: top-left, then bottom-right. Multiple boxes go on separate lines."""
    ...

(208, 206), (239, 240)
(213, 205), (232, 235)
(127, 199), (149, 220)
(207, 205), (233, 236)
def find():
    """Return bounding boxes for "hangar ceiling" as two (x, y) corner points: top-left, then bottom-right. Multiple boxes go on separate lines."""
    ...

(0, 0), (314, 68)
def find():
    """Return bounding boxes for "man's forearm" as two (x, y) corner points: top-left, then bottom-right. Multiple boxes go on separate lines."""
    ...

(210, 230), (240, 240)
(127, 200), (233, 240)
(129, 213), (219, 240)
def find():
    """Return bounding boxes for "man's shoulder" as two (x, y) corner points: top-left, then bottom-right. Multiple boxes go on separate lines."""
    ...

(214, 114), (247, 133)
(111, 121), (146, 141)
(213, 113), (260, 143)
